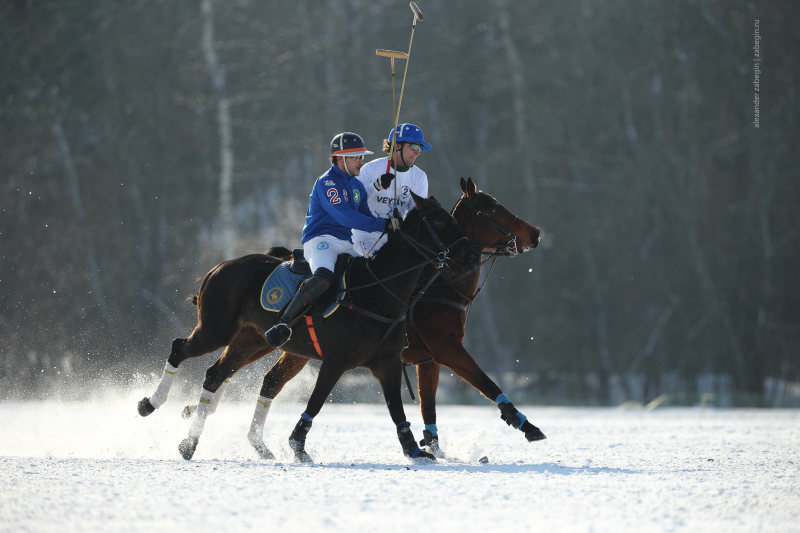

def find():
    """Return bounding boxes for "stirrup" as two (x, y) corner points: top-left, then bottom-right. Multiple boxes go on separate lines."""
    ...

(265, 322), (292, 348)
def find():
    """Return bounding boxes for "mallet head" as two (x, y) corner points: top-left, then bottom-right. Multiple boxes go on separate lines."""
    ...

(376, 49), (409, 60)
(409, 2), (424, 22)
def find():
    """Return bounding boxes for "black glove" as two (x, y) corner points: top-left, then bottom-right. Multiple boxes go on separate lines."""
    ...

(373, 172), (395, 191)
(385, 216), (401, 232)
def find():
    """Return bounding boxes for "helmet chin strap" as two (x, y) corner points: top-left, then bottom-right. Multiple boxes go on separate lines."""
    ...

(341, 156), (354, 176)
(396, 144), (414, 169)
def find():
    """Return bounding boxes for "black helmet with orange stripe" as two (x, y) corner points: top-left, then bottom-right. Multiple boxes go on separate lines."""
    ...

(330, 132), (373, 158)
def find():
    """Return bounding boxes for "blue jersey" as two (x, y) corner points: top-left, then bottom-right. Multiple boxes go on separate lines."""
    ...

(301, 165), (386, 244)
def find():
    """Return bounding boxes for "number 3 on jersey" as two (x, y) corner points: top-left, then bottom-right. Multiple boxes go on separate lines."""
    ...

(327, 188), (341, 205)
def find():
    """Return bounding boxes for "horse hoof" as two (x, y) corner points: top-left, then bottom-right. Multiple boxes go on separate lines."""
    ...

(524, 422), (547, 442)
(182, 405), (196, 419)
(178, 437), (199, 460)
(137, 398), (155, 417)
(426, 442), (445, 459)
(411, 448), (436, 461)
(293, 449), (313, 463)
(252, 442), (275, 460)
(420, 430), (445, 458)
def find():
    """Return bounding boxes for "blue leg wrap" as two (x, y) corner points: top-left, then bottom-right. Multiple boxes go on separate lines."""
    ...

(424, 424), (438, 436)
(300, 411), (314, 423)
(496, 393), (527, 429)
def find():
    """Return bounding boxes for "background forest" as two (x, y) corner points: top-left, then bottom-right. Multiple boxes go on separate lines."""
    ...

(2, 0), (798, 405)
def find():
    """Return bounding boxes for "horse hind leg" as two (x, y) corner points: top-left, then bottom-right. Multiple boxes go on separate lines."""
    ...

(137, 338), (194, 416)
(138, 326), (228, 417)
(179, 327), (267, 460)
(247, 352), (308, 460)
(181, 377), (232, 419)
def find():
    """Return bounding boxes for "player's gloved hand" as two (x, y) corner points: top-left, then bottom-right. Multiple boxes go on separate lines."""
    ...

(385, 216), (401, 232)
(373, 173), (395, 191)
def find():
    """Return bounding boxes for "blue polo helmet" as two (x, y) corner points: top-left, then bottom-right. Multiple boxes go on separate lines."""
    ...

(388, 123), (432, 151)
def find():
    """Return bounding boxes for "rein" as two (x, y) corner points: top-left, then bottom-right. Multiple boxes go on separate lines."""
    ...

(403, 194), (521, 371)
(339, 206), (467, 400)
(413, 194), (520, 313)
(342, 207), (467, 343)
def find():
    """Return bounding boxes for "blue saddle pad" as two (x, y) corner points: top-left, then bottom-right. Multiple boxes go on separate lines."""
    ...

(260, 262), (344, 318)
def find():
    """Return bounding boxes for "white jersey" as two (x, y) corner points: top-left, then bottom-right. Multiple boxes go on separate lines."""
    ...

(351, 157), (429, 257)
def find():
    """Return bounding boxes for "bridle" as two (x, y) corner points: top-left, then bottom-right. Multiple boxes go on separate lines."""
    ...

(410, 193), (528, 318)
(340, 204), (469, 346)
(457, 193), (522, 257)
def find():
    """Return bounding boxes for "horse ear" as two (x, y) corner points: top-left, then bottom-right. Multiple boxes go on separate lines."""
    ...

(459, 177), (467, 194)
(410, 190), (426, 208)
(466, 177), (477, 197)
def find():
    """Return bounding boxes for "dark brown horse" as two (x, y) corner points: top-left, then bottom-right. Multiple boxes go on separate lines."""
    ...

(138, 193), (472, 462)
(248, 178), (545, 458)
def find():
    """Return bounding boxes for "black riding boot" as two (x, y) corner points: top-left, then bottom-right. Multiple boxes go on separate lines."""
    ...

(265, 267), (333, 348)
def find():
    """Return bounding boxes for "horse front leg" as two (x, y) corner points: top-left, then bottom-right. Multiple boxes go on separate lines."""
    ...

(414, 360), (445, 457)
(287, 359), (346, 463)
(247, 352), (308, 460)
(138, 324), (228, 417)
(178, 327), (267, 460)
(435, 342), (546, 443)
(368, 357), (435, 461)
(405, 327), (444, 456)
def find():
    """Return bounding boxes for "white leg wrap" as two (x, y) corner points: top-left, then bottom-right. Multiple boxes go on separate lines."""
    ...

(247, 396), (273, 445)
(188, 388), (217, 439)
(148, 362), (178, 409)
(208, 379), (230, 415)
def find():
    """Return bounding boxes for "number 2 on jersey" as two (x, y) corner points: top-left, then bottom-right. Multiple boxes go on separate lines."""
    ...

(327, 188), (341, 205)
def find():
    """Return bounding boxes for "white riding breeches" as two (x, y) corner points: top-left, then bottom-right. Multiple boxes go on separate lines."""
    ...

(303, 235), (357, 273)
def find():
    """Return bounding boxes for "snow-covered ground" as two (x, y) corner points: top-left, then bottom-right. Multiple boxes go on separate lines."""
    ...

(1, 395), (798, 532)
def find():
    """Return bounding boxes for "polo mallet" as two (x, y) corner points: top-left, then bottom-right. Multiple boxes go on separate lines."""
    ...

(375, 49), (409, 126)
(384, 2), (424, 209)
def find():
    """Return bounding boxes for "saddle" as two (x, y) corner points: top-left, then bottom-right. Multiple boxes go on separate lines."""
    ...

(260, 248), (351, 318)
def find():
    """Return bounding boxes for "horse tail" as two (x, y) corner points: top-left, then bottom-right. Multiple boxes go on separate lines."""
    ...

(184, 274), (206, 305)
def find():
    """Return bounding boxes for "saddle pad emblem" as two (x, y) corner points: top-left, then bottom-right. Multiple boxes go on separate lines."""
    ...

(264, 287), (284, 306)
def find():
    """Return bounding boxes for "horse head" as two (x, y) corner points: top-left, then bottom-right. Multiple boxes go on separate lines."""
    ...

(454, 177), (540, 256)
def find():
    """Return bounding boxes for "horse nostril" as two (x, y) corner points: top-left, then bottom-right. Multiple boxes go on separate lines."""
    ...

(532, 228), (541, 247)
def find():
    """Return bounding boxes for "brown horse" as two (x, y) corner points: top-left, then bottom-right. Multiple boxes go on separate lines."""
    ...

(248, 177), (545, 458)
(138, 193), (472, 462)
